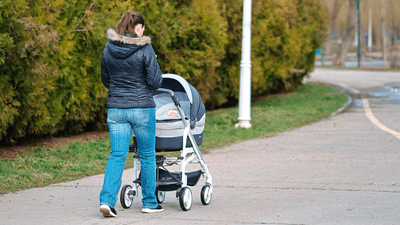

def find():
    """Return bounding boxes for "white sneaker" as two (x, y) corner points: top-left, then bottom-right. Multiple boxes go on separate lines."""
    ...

(142, 205), (164, 213)
(100, 204), (117, 217)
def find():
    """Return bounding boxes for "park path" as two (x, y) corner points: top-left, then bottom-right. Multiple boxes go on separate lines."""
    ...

(1, 68), (400, 225)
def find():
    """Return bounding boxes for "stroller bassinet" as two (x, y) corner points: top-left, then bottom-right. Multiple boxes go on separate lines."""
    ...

(131, 74), (206, 151)
(120, 74), (213, 211)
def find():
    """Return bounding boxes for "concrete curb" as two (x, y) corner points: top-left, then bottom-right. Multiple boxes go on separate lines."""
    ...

(330, 94), (352, 117)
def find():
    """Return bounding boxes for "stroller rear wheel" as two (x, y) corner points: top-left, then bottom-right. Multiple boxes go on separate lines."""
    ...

(179, 187), (192, 211)
(120, 184), (135, 209)
(156, 188), (166, 203)
(200, 184), (212, 205)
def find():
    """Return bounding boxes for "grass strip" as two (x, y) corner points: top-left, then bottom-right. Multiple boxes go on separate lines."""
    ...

(0, 83), (348, 194)
(202, 83), (347, 150)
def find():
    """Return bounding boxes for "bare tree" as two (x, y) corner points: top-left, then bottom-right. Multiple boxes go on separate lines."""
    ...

(381, 0), (387, 68)
(325, 0), (343, 55)
(386, 0), (398, 68)
(334, 0), (357, 66)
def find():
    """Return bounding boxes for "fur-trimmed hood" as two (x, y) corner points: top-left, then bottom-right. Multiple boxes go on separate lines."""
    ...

(101, 29), (162, 109)
(107, 28), (151, 45)
(106, 28), (151, 59)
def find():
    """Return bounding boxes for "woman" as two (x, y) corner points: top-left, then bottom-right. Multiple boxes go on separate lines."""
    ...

(99, 11), (163, 217)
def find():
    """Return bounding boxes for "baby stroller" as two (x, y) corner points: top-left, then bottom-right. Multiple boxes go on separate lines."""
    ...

(120, 74), (213, 211)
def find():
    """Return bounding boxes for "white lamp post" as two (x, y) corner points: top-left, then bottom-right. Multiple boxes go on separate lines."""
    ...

(235, 0), (252, 129)
(368, 8), (372, 52)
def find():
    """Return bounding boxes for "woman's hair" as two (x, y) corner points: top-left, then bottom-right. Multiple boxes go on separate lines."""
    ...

(116, 12), (146, 36)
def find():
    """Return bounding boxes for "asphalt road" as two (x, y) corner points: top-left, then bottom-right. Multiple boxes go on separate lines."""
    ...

(1, 68), (400, 225)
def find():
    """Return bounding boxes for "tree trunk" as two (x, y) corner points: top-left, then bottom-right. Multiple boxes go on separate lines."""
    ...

(333, 0), (357, 66)
(389, 1), (397, 69)
(325, 0), (342, 55)
(381, 0), (387, 69)
(325, 18), (333, 55)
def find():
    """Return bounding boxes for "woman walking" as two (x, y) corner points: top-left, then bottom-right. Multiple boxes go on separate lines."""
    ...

(99, 11), (163, 217)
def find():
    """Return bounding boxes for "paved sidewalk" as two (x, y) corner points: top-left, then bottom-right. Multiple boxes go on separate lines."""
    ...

(2, 105), (400, 224)
(2, 69), (400, 224)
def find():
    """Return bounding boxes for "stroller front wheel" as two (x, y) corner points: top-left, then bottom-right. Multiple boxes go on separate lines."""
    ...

(120, 184), (134, 209)
(200, 184), (212, 205)
(156, 188), (166, 203)
(179, 187), (192, 211)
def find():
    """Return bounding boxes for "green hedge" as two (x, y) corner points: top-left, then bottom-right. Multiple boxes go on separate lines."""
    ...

(0, 0), (327, 144)
(1, 0), (125, 144)
(214, 0), (327, 108)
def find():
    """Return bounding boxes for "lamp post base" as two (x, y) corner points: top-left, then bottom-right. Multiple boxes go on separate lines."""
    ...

(235, 120), (252, 129)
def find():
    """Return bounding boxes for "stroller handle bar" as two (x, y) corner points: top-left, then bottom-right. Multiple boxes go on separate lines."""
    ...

(156, 88), (181, 107)
(156, 88), (188, 127)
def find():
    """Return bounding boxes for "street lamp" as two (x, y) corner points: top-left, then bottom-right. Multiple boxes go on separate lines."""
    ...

(357, 0), (361, 68)
(235, 0), (252, 129)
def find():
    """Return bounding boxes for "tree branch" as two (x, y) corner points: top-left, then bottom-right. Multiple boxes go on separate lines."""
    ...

(73, 0), (96, 32)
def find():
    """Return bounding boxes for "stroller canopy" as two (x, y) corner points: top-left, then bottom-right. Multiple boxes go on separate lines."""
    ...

(154, 74), (205, 123)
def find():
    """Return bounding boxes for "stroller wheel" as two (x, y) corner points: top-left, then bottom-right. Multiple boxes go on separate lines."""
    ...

(156, 188), (166, 203)
(120, 185), (134, 209)
(179, 187), (192, 211)
(200, 184), (212, 205)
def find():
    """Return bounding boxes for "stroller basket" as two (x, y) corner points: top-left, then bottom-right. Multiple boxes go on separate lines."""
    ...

(136, 168), (202, 191)
(157, 168), (202, 191)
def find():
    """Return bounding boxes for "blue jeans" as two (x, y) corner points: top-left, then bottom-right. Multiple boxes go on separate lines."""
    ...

(100, 108), (158, 209)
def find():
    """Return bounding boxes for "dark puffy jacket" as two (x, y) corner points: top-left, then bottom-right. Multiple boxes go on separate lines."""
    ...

(101, 28), (162, 109)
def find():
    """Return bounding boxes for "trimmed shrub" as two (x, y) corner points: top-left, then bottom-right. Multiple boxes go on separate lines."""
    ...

(0, 0), (131, 143)
(0, 0), (59, 143)
(130, 0), (228, 105)
(0, 0), (228, 144)
(0, 0), (327, 144)
(215, 0), (328, 107)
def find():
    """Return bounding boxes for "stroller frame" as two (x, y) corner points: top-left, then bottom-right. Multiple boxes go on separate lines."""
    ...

(120, 87), (213, 211)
